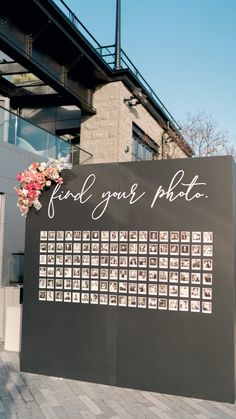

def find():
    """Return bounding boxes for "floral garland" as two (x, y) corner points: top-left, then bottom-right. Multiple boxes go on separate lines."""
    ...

(15, 155), (72, 216)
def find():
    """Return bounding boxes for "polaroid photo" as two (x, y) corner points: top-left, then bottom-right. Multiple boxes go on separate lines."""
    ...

(203, 232), (213, 243)
(48, 231), (55, 241)
(191, 245), (201, 256)
(128, 296), (137, 307)
(110, 243), (118, 253)
(192, 259), (201, 270)
(101, 231), (109, 241)
(129, 256), (137, 267)
(47, 291), (54, 301)
(169, 299), (178, 311)
(40, 243), (47, 253)
(139, 231), (147, 242)
(64, 255), (72, 265)
(64, 279), (72, 289)
(119, 243), (128, 254)
(110, 269), (118, 279)
(203, 245), (213, 257)
(138, 270), (147, 281)
(181, 231), (190, 242)
(138, 283), (147, 294)
(202, 301), (212, 314)
(82, 268), (90, 278)
(92, 231), (100, 241)
(56, 243), (64, 253)
(81, 293), (89, 304)
(148, 297), (157, 309)
(202, 287), (212, 300)
(149, 270), (158, 282)
(73, 243), (81, 253)
(65, 231), (73, 241)
(39, 278), (46, 288)
(74, 231), (81, 241)
(109, 295), (118, 306)
(119, 295), (127, 307)
(91, 268), (99, 278)
(170, 258), (179, 269)
(139, 256), (147, 267)
(180, 245), (190, 255)
(39, 290), (46, 301)
(73, 255), (81, 265)
(170, 244), (179, 255)
(149, 244), (158, 254)
(180, 272), (190, 284)
(149, 231), (158, 242)
(65, 243), (72, 253)
(130, 243), (138, 254)
(55, 278), (63, 289)
(100, 281), (108, 292)
(149, 284), (157, 295)
(119, 256), (128, 267)
(110, 231), (118, 241)
(120, 231), (128, 241)
(56, 255), (63, 265)
(48, 243), (55, 253)
(119, 269), (127, 280)
(40, 231), (47, 241)
(191, 300), (200, 312)
(40, 255), (47, 265)
(158, 284), (167, 296)
(82, 255), (90, 266)
(159, 231), (168, 242)
(159, 244), (168, 254)
(179, 299), (189, 311)
(149, 257), (157, 268)
(191, 287), (200, 299)
(180, 258), (190, 270)
(129, 269), (137, 281)
(47, 279), (54, 289)
(91, 255), (99, 266)
(47, 267), (54, 277)
(82, 243), (90, 253)
(159, 270), (168, 282)
(138, 297), (147, 308)
(119, 282), (127, 293)
(82, 280), (89, 290)
(101, 256), (109, 266)
(129, 283), (137, 294)
(191, 273), (201, 284)
(159, 258), (168, 269)
(72, 292), (80, 303)
(64, 267), (72, 278)
(82, 231), (90, 241)
(73, 279), (80, 290)
(90, 293), (98, 304)
(169, 285), (178, 297)
(169, 271), (178, 283)
(129, 231), (138, 241)
(192, 231), (201, 243)
(55, 291), (63, 302)
(202, 273), (212, 285)
(158, 298), (167, 310)
(101, 243), (109, 254)
(180, 286), (189, 298)
(56, 231), (64, 241)
(170, 231), (179, 242)
(100, 294), (108, 305)
(109, 281), (118, 292)
(55, 267), (63, 277)
(110, 255), (119, 266)
(91, 243), (99, 253)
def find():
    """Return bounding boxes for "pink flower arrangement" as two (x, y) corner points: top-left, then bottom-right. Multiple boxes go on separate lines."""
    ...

(15, 155), (72, 216)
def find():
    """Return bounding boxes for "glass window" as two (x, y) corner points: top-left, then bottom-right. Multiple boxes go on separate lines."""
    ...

(132, 124), (157, 162)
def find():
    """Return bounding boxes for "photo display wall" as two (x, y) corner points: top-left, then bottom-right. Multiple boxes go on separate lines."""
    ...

(21, 156), (236, 403)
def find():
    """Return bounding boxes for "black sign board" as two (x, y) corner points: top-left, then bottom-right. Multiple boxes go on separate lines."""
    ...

(20, 156), (236, 403)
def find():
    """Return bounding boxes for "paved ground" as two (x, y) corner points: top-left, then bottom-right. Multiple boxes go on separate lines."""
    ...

(1, 341), (236, 418)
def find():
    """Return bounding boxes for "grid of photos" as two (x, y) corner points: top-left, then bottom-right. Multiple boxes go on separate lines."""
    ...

(38, 230), (213, 314)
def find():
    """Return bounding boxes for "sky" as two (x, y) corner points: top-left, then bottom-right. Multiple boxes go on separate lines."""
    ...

(56, 0), (236, 145)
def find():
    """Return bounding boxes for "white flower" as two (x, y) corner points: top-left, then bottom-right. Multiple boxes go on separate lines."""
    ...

(39, 162), (47, 172)
(46, 180), (52, 187)
(33, 200), (42, 211)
